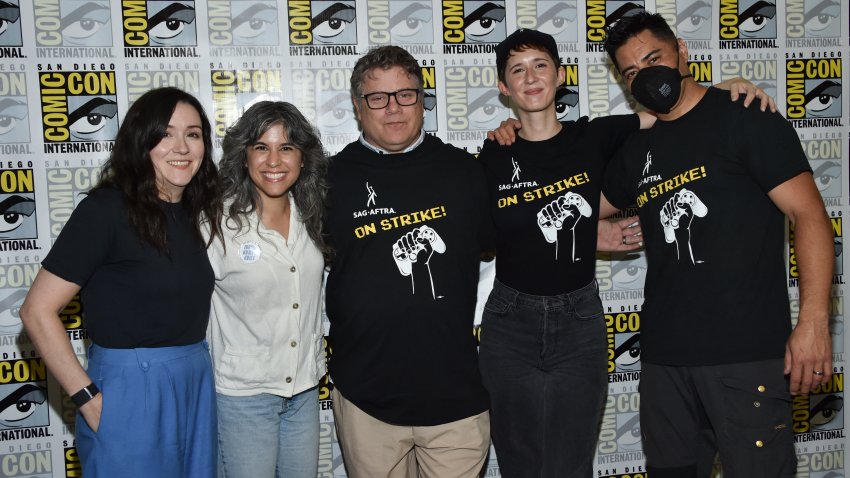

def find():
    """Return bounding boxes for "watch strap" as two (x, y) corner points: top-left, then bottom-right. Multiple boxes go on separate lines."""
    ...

(71, 383), (100, 407)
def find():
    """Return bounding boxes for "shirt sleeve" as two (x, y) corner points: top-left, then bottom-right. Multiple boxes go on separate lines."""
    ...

(590, 114), (641, 164)
(735, 107), (812, 193)
(602, 142), (637, 211)
(41, 191), (116, 287)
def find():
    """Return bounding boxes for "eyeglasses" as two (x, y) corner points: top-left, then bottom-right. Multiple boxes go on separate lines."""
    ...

(360, 89), (421, 109)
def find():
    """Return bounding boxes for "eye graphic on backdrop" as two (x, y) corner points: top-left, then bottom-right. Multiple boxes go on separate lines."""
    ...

(616, 413), (642, 450)
(615, 333), (641, 371)
(0, 384), (47, 428)
(390, 2), (432, 42)
(232, 4), (277, 43)
(0, 195), (35, 236)
(312, 2), (356, 43)
(810, 394), (844, 429)
(68, 97), (118, 141)
(738, 1), (776, 38)
(537, 1), (576, 39)
(611, 255), (647, 290)
(0, 1), (21, 43)
(676, 0), (710, 39)
(0, 289), (26, 335)
(812, 161), (840, 196)
(61, 2), (111, 45)
(555, 87), (579, 121)
(0, 98), (27, 137)
(463, 2), (506, 43)
(469, 89), (507, 129)
(318, 91), (356, 134)
(805, 80), (841, 117)
(148, 3), (196, 45)
(804, 0), (840, 37)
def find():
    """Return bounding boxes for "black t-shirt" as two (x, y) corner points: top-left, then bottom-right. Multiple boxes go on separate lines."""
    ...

(480, 115), (639, 295)
(42, 188), (214, 348)
(603, 87), (811, 366)
(324, 135), (492, 426)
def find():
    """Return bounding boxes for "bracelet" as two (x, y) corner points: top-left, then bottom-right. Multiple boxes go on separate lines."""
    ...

(70, 383), (100, 408)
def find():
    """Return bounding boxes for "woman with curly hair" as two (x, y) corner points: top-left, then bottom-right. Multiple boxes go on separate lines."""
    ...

(207, 101), (330, 478)
(21, 87), (223, 477)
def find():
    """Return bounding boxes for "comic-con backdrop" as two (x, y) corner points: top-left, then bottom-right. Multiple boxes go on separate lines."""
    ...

(0, 1), (846, 476)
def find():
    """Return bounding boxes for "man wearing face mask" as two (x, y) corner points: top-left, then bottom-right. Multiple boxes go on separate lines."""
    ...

(600, 12), (834, 477)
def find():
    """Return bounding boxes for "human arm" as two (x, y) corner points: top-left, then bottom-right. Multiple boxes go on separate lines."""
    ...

(714, 77), (777, 112)
(20, 270), (102, 430)
(486, 118), (522, 146)
(597, 193), (643, 251)
(768, 172), (833, 395)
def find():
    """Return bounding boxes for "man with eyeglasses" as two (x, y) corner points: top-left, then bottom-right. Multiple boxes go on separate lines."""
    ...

(323, 46), (492, 478)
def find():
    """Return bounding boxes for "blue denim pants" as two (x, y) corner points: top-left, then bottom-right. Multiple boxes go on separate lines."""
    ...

(478, 279), (607, 478)
(216, 387), (319, 478)
(76, 342), (217, 478)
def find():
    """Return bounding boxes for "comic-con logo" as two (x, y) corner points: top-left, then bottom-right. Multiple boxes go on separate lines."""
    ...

(718, 0), (777, 47)
(597, 252), (647, 292)
(318, 336), (334, 400)
(0, 0), (23, 49)
(657, 0), (712, 45)
(46, 164), (100, 240)
(65, 447), (82, 477)
(0, 169), (36, 242)
(208, 1), (279, 46)
(558, 63), (580, 121)
(606, 312), (641, 374)
(126, 67), (200, 104)
(33, 0), (113, 47)
(38, 70), (118, 153)
(585, 1), (645, 52)
(792, 373), (844, 437)
(0, 71), (29, 144)
(210, 68), (283, 144)
(586, 57), (636, 120)
(718, 54), (777, 105)
(121, 0), (197, 50)
(367, 0), (434, 49)
(441, 0), (507, 49)
(0, 450), (52, 477)
(799, 132), (842, 205)
(796, 449), (845, 478)
(598, 391), (642, 456)
(290, 61), (357, 150)
(786, 0), (841, 46)
(288, 0), (357, 45)
(422, 65), (438, 132)
(444, 64), (507, 143)
(0, 358), (50, 439)
(515, 0), (579, 44)
(0, 263), (36, 337)
(688, 56), (712, 87)
(785, 56), (842, 128)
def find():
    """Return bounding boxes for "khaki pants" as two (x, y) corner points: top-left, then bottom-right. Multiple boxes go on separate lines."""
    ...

(331, 388), (490, 478)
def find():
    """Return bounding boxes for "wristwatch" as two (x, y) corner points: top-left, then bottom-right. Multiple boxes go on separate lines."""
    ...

(70, 383), (100, 408)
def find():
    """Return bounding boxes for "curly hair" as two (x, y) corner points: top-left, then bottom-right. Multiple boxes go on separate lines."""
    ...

(218, 101), (330, 257)
(350, 45), (423, 98)
(92, 87), (222, 252)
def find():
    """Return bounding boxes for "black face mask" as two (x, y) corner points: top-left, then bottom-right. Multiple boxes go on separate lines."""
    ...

(630, 63), (692, 114)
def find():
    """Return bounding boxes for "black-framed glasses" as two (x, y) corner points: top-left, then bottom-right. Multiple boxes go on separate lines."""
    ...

(360, 88), (421, 109)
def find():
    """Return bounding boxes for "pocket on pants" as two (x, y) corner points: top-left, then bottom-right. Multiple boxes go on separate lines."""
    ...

(573, 292), (603, 321)
(483, 293), (512, 316)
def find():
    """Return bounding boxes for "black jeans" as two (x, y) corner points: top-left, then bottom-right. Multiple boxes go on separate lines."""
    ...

(478, 279), (607, 478)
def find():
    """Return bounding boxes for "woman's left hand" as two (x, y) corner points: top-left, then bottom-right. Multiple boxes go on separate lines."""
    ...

(597, 217), (643, 252)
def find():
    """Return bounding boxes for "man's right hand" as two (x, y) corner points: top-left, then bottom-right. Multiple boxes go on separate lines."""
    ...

(486, 118), (522, 145)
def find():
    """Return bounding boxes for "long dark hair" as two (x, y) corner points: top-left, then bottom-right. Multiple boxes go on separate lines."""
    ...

(93, 87), (222, 252)
(218, 101), (330, 257)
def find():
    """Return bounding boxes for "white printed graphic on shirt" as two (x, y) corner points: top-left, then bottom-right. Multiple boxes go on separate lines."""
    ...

(366, 182), (377, 207)
(659, 188), (707, 264)
(536, 191), (592, 261)
(392, 225), (446, 299)
(511, 158), (521, 182)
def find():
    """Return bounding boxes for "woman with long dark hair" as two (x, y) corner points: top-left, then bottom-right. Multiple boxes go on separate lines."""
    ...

(21, 87), (222, 477)
(208, 101), (329, 478)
